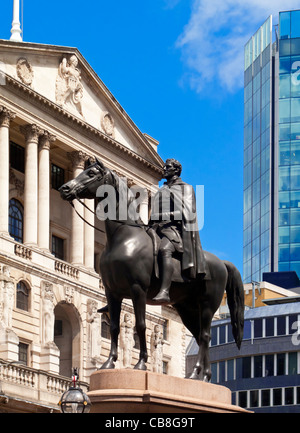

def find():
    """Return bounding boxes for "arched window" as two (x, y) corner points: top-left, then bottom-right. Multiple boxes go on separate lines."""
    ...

(16, 280), (29, 311)
(9, 199), (23, 243)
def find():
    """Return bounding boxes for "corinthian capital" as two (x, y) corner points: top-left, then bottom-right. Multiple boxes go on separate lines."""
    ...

(39, 130), (56, 150)
(68, 150), (87, 170)
(20, 124), (44, 143)
(0, 106), (16, 128)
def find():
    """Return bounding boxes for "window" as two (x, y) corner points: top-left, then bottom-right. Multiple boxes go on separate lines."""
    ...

(52, 235), (64, 260)
(285, 387), (294, 405)
(250, 390), (259, 408)
(273, 388), (282, 406)
(101, 314), (110, 340)
(277, 353), (286, 375)
(54, 319), (63, 337)
(238, 391), (248, 408)
(254, 355), (262, 377)
(9, 199), (23, 243)
(16, 281), (29, 311)
(51, 164), (65, 190)
(18, 342), (28, 365)
(162, 361), (168, 375)
(261, 389), (270, 407)
(277, 316), (286, 336)
(162, 320), (168, 341)
(254, 319), (263, 338)
(265, 317), (274, 336)
(211, 327), (218, 346)
(265, 354), (274, 376)
(10, 141), (25, 173)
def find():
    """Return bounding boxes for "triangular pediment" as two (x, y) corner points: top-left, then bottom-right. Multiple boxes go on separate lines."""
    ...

(0, 39), (163, 167)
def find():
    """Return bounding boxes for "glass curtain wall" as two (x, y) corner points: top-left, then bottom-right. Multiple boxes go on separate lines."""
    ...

(278, 10), (300, 276)
(243, 17), (273, 282)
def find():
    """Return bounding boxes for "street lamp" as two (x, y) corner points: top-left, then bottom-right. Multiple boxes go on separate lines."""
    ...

(58, 368), (91, 413)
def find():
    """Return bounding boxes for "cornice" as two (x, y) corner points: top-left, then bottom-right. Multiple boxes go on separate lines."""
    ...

(0, 70), (163, 176)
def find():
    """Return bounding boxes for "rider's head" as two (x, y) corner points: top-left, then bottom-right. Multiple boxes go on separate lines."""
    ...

(164, 158), (182, 179)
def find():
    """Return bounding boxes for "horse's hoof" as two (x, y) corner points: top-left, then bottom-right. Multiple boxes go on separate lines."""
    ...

(100, 359), (115, 370)
(134, 360), (147, 371)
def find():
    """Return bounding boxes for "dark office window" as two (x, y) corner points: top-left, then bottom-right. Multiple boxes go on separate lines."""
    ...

(243, 320), (252, 340)
(265, 317), (274, 336)
(289, 314), (298, 334)
(254, 355), (263, 377)
(236, 357), (251, 379)
(238, 391), (248, 408)
(254, 319), (262, 338)
(219, 325), (226, 344)
(273, 388), (282, 406)
(10, 141), (25, 173)
(285, 387), (294, 405)
(265, 354), (274, 376)
(51, 164), (65, 190)
(250, 390), (259, 408)
(9, 199), (23, 243)
(277, 353), (286, 375)
(16, 281), (29, 311)
(261, 389), (270, 407)
(297, 387), (300, 404)
(18, 342), (28, 365)
(219, 361), (226, 382)
(288, 352), (297, 375)
(277, 316), (286, 335)
(211, 327), (217, 346)
(52, 235), (64, 260)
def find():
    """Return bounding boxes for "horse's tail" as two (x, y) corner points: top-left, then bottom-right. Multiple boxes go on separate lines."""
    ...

(223, 261), (244, 349)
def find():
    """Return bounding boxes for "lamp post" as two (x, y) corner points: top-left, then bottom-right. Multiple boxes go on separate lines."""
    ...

(58, 368), (91, 413)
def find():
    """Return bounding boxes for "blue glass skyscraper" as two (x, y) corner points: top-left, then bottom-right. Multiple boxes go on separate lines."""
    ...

(243, 10), (300, 283)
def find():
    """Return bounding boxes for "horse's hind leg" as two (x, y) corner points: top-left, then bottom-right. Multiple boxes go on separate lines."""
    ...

(131, 283), (148, 370)
(100, 292), (122, 370)
(190, 302), (214, 381)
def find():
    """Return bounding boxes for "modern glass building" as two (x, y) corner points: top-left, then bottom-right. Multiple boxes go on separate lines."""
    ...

(243, 10), (300, 283)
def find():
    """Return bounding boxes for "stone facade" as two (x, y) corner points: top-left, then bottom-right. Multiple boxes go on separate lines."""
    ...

(0, 40), (189, 413)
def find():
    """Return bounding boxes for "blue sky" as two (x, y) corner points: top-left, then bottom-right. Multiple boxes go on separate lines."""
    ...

(1, 0), (300, 278)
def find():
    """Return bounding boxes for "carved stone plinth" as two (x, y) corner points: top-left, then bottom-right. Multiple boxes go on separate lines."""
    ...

(40, 343), (60, 375)
(88, 369), (250, 413)
(0, 327), (19, 362)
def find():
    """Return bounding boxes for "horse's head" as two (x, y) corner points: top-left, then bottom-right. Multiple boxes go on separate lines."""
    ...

(59, 157), (108, 201)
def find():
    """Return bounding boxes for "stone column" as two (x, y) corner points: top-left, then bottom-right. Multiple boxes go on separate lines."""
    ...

(38, 131), (56, 251)
(20, 124), (43, 246)
(84, 199), (95, 269)
(68, 151), (86, 265)
(0, 106), (16, 235)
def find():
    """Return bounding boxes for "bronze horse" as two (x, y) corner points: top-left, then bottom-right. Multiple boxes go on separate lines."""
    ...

(59, 158), (244, 381)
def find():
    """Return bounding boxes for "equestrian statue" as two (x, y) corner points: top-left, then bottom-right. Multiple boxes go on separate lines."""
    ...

(59, 157), (244, 381)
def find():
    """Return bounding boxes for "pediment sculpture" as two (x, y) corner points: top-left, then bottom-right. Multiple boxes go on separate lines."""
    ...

(55, 55), (84, 117)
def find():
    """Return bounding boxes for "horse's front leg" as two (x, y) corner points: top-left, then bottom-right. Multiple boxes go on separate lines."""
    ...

(131, 283), (148, 370)
(100, 292), (122, 370)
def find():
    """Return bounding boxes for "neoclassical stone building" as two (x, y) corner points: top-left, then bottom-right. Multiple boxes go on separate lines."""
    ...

(0, 39), (188, 412)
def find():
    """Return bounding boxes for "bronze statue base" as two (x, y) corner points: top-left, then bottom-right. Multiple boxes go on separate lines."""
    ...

(88, 369), (250, 413)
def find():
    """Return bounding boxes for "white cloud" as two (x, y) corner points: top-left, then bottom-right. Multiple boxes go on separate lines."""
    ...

(176, 0), (300, 94)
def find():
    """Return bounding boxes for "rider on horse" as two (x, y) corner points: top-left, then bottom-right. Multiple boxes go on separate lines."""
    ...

(150, 158), (207, 304)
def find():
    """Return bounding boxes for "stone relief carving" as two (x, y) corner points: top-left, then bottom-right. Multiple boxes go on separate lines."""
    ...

(55, 55), (84, 117)
(0, 266), (14, 330)
(16, 58), (34, 86)
(119, 313), (134, 368)
(87, 299), (101, 365)
(101, 112), (115, 137)
(150, 324), (164, 373)
(41, 281), (55, 346)
(64, 285), (74, 304)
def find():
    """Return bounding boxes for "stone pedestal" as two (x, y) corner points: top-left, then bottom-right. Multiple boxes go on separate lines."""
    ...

(40, 343), (60, 375)
(88, 369), (249, 413)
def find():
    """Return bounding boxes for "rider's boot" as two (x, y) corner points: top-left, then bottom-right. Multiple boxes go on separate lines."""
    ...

(153, 252), (173, 304)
